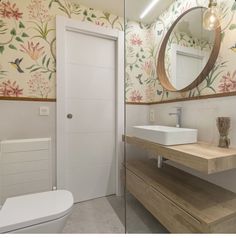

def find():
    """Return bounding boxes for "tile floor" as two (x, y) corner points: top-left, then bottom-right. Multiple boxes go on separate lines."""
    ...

(63, 193), (168, 234)
(63, 195), (124, 233)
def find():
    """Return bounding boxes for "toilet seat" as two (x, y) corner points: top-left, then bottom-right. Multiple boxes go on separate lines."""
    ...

(0, 190), (73, 233)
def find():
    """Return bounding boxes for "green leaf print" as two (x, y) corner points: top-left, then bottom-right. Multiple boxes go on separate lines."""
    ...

(0, 46), (4, 54)
(10, 28), (16, 36)
(15, 37), (23, 42)
(19, 21), (25, 28)
(8, 44), (17, 50)
(22, 32), (29, 37)
(229, 24), (236, 30)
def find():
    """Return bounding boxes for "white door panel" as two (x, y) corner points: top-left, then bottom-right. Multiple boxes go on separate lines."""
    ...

(67, 31), (115, 68)
(65, 133), (115, 166)
(63, 28), (116, 202)
(65, 99), (115, 133)
(65, 163), (116, 202)
(66, 64), (115, 100)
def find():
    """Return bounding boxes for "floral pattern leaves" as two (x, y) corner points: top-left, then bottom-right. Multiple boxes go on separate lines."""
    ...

(129, 90), (143, 103)
(100, 12), (123, 30)
(21, 41), (45, 61)
(0, 1), (23, 20)
(28, 72), (51, 98)
(0, 0), (235, 101)
(0, 0), (123, 99)
(49, 0), (81, 18)
(125, 0), (236, 103)
(82, 8), (96, 22)
(0, 2), (28, 54)
(218, 70), (236, 93)
(0, 80), (23, 97)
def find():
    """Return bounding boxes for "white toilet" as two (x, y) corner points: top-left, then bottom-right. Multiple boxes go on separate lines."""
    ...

(0, 190), (74, 233)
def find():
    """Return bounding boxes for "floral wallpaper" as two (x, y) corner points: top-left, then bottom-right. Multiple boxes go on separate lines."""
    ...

(0, 0), (123, 99)
(126, 0), (236, 103)
(0, 0), (235, 103)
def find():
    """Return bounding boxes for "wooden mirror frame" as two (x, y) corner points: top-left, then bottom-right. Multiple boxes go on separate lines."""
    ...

(157, 6), (221, 92)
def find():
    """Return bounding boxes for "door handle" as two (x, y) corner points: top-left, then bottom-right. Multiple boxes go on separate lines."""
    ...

(67, 113), (73, 119)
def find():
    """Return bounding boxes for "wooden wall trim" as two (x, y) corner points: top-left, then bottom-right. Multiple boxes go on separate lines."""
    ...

(1, 92), (236, 104)
(126, 92), (236, 105)
(0, 97), (56, 102)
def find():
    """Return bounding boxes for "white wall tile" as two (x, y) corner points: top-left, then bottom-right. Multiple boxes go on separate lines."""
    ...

(0, 101), (55, 204)
(150, 96), (236, 192)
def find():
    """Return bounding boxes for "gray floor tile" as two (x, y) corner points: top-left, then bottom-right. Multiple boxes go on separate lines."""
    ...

(63, 194), (169, 234)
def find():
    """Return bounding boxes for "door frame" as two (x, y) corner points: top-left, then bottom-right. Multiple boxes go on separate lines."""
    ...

(56, 16), (124, 196)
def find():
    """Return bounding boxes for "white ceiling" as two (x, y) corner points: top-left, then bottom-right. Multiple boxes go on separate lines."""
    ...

(126, 0), (175, 23)
(77, 0), (175, 23)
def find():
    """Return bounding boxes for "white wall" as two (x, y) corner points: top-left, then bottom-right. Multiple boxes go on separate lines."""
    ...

(150, 96), (236, 192)
(0, 102), (148, 203)
(0, 101), (56, 188)
(1, 96), (235, 198)
(125, 105), (150, 160)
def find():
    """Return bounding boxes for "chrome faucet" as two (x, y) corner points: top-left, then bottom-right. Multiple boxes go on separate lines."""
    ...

(169, 107), (182, 128)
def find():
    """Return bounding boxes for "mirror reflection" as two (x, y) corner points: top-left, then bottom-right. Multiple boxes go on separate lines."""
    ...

(164, 8), (215, 91)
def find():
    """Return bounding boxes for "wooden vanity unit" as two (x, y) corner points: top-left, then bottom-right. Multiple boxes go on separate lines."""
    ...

(126, 159), (236, 233)
(125, 135), (236, 174)
(124, 135), (236, 233)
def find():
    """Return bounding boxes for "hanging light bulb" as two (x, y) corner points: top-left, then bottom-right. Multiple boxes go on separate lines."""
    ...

(203, 0), (220, 31)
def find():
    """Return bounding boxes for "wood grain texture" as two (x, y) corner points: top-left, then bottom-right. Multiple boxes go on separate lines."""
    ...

(125, 92), (236, 105)
(126, 159), (236, 233)
(157, 6), (221, 93)
(126, 169), (203, 233)
(0, 97), (56, 102)
(124, 135), (236, 174)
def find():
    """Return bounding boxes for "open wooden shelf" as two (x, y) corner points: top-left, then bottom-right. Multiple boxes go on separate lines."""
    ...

(124, 135), (236, 174)
(126, 159), (236, 233)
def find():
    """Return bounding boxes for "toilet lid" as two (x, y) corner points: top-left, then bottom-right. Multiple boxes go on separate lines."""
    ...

(0, 190), (73, 233)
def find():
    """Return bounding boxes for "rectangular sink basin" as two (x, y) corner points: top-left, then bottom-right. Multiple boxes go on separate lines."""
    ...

(132, 125), (198, 146)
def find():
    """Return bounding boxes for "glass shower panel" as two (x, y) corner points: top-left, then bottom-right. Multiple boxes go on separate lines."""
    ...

(124, 0), (171, 233)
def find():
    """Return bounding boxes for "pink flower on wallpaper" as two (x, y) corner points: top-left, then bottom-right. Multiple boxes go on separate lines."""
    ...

(142, 60), (153, 76)
(130, 34), (143, 46)
(130, 90), (143, 103)
(95, 20), (105, 26)
(20, 41), (45, 61)
(218, 70), (236, 93)
(0, 80), (23, 97)
(27, 0), (51, 23)
(28, 72), (51, 98)
(0, 1), (23, 20)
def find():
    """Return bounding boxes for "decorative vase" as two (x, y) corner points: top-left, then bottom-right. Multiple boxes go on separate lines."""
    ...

(216, 117), (231, 148)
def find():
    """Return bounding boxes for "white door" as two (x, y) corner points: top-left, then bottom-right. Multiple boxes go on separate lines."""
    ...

(58, 25), (118, 203)
(57, 18), (124, 203)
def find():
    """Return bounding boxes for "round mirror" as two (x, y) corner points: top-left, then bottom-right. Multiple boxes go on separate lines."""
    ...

(157, 7), (221, 92)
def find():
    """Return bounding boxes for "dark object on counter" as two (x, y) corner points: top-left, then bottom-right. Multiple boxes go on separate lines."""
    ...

(217, 117), (231, 148)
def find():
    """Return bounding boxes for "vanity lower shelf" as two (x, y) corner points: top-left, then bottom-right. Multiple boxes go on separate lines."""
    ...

(126, 159), (236, 233)
(124, 135), (236, 174)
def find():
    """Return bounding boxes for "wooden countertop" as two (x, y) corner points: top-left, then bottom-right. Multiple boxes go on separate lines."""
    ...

(124, 135), (236, 174)
(126, 159), (236, 226)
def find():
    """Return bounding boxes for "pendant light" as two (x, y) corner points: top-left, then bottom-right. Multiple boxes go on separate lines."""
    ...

(203, 0), (220, 31)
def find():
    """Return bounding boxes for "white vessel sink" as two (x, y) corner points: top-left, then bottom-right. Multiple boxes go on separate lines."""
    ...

(132, 125), (198, 146)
